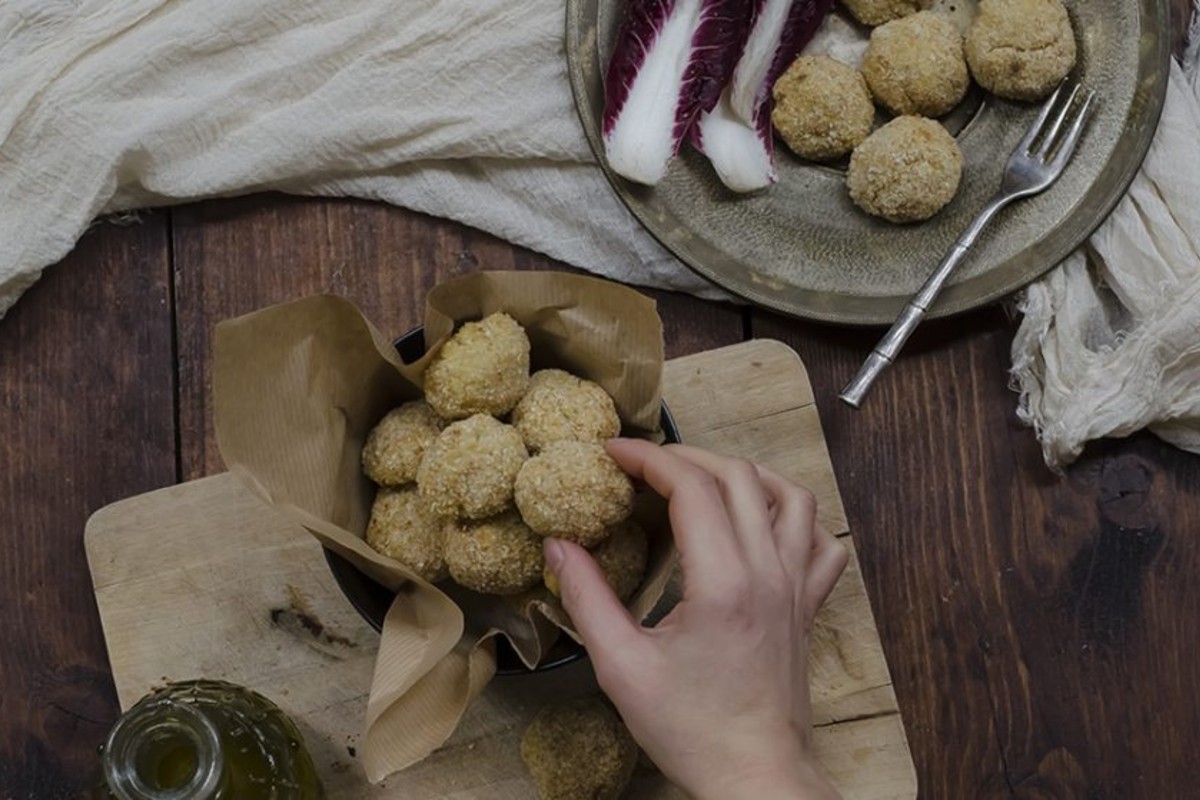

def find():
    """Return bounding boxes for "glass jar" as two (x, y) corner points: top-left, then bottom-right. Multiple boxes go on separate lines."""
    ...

(97, 680), (323, 799)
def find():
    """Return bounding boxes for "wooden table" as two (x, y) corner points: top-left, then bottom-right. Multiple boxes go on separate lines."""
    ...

(2, 187), (1198, 798)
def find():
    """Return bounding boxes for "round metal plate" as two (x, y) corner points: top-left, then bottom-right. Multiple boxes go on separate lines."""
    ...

(566, 0), (1170, 325)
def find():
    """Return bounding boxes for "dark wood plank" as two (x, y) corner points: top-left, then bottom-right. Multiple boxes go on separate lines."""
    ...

(172, 194), (745, 479)
(0, 216), (176, 798)
(751, 308), (1200, 798)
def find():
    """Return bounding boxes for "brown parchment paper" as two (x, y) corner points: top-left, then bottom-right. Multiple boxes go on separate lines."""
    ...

(212, 271), (670, 782)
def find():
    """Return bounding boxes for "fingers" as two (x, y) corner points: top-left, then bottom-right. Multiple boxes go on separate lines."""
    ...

(659, 444), (784, 580)
(751, 465), (819, 577)
(803, 528), (849, 618)
(605, 439), (742, 584)
(545, 539), (643, 656)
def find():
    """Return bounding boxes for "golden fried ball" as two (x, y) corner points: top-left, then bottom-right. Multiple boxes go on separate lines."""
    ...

(417, 414), (528, 519)
(361, 400), (445, 486)
(965, 0), (1076, 101)
(862, 12), (969, 117)
(424, 312), (531, 420)
(840, 0), (930, 27)
(512, 369), (621, 452)
(365, 486), (448, 582)
(520, 697), (638, 800)
(847, 116), (963, 223)
(545, 519), (648, 602)
(514, 442), (634, 547)
(772, 56), (875, 161)
(444, 510), (545, 595)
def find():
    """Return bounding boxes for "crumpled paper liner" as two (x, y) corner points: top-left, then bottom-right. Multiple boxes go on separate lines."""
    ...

(212, 271), (670, 781)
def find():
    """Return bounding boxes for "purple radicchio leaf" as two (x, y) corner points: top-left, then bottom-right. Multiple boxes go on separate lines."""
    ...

(602, 0), (753, 185)
(693, 0), (834, 192)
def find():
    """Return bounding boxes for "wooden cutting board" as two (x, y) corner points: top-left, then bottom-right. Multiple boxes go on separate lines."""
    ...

(85, 340), (917, 799)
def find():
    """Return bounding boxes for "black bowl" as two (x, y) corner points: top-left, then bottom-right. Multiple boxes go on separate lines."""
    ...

(325, 326), (681, 675)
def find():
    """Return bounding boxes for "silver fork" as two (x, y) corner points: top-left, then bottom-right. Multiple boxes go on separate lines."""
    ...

(840, 82), (1097, 408)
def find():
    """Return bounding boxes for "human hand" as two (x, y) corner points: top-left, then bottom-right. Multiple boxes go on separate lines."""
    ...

(543, 439), (849, 800)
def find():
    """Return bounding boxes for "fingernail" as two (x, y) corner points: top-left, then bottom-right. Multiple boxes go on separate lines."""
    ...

(544, 538), (564, 571)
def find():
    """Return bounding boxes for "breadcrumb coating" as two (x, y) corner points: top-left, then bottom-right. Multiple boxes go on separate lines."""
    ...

(544, 519), (648, 601)
(425, 312), (531, 419)
(512, 369), (621, 452)
(444, 510), (545, 595)
(862, 12), (969, 117)
(848, 116), (963, 223)
(417, 414), (528, 519)
(965, 0), (1076, 101)
(514, 442), (634, 547)
(365, 485), (448, 582)
(840, 0), (930, 27)
(361, 400), (445, 486)
(772, 56), (875, 161)
(520, 697), (638, 800)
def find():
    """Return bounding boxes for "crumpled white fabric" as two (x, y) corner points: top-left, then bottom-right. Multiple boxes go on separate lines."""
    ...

(1, 0), (1197, 468)
(1011, 39), (1200, 469)
(0, 0), (718, 316)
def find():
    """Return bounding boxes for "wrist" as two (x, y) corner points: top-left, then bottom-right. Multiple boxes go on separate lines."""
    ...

(681, 734), (840, 800)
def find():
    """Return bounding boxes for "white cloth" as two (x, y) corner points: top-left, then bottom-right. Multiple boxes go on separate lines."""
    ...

(0, 0), (717, 314)
(1, 0), (1197, 468)
(1011, 47), (1200, 468)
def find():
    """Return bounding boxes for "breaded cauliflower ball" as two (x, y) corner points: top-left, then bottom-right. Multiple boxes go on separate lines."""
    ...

(965, 0), (1076, 101)
(848, 116), (963, 223)
(424, 312), (531, 420)
(512, 369), (621, 452)
(514, 442), (634, 547)
(417, 414), (528, 519)
(545, 519), (648, 602)
(520, 697), (638, 800)
(444, 510), (545, 595)
(361, 400), (445, 486)
(862, 12), (969, 117)
(365, 486), (448, 582)
(772, 56), (875, 161)
(840, 0), (930, 27)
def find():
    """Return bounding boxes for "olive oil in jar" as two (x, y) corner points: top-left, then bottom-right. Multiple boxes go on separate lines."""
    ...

(97, 680), (323, 799)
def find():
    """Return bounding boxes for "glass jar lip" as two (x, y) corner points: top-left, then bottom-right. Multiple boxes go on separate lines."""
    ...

(102, 695), (225, 800)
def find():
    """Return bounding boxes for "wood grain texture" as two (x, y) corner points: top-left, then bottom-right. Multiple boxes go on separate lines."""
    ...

(171, 195), (744, 480)
(0, 216), (176, 799)
(752, 307), (1200, 799)
(86, 341), (915, 798)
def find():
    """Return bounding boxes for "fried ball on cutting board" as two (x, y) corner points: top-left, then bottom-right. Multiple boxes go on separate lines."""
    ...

(365, 485), (448, 582)
(965, 0), (1076, 101)
(862, 12), (969, 118)
(544, 519), (648, 602)
(444, 510), (545, 595)
(417, 414), (528, 519)
(514, 442), (634, 547)
(772, 55), (875, 161)
(840, 0), (931, 27)
(848, 116), (963, 223)
(424, 312), (530, 419)
(361, 400), (445, 486)
(520, 697), (638, 800)
(512, 369), (621, 452)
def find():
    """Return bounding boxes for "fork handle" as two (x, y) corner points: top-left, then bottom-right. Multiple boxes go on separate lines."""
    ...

(840, 194), (1011, 407)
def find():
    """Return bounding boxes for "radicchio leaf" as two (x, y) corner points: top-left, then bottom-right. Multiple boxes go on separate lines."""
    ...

(694, 0), (834, 192)
(603, 0), (753, 186)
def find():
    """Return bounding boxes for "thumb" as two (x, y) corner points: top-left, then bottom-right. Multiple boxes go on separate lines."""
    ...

(545, 538), (642, 655)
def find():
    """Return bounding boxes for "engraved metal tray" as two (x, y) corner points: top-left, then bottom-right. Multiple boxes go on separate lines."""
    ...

(566, 0), (1170, 324)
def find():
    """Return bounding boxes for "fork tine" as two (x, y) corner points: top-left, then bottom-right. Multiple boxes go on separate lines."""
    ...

(1048, 90), (1096, 172)
(1034, 83), (1083, 158)
(1016, 81), (1068, 153)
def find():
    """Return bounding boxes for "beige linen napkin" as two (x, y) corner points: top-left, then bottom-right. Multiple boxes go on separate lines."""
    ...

(1, 0), (1196, 466)
(1011, 47), (1200, 468)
